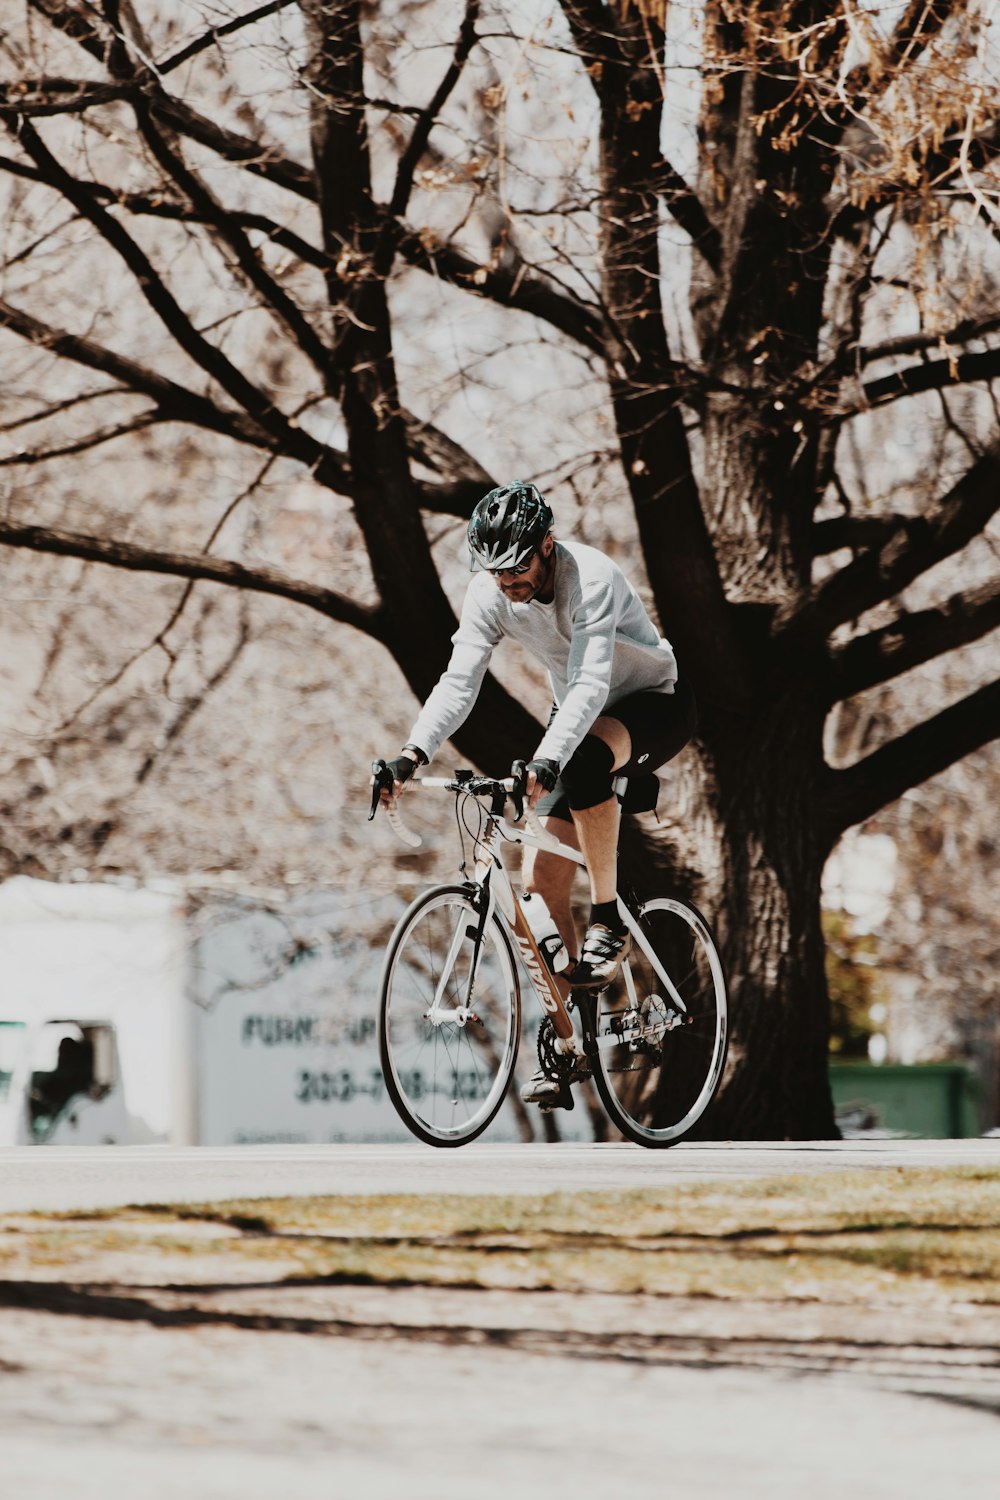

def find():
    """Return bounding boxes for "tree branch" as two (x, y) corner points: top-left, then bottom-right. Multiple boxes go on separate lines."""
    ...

(829, 116), (999, 247)
(0, 80), (133, 116)
(651, 158), (721, 271)
(777, 442), (1000, 650)
(0, 521), (381, 636)
(26, 0), (317, 200)
(386, 0), (480, 225)
(135, 604), (251, 786)
(0, 285), (484, 508)
(1, 112), (386, 502)
(412, 477), (491, 518)
(830, 575), (1000, 700)
(396, 230), (608, 356)
(827, 0), (961, 143)
(0, 412), (159, 466)
(98, 9), (342, 399)
(0, 143), (609, 367)
(856, 345), (1000, 415)
(0, 294), (262, 440)
(557, 1), (623, 73)
(157, 1), (297, 76)
(812, 513), (911, 555)
(0, 295), (358, 495)
(889, 0), (961, 67)
(815, 306), (1000, 400)
(142, 91), (317, 201)
(404, 412), (495, 515)
(827, 676), (1000, 836)
(26, 0), (112, 57)
(0, 151), (330, 270)
(0, 386), (133, 434)
(4, 114), (288, 428)
(856, 312), (1000, 370)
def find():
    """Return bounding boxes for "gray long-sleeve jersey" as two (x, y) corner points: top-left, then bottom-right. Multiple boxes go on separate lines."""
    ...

(407, 541), (677, 768)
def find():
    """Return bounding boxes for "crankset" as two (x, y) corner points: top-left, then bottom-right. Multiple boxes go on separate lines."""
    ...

(536, 1017), (591, 1085)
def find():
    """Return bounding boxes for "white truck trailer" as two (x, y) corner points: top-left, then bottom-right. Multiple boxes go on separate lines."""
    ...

(0, 876), (410, 1146)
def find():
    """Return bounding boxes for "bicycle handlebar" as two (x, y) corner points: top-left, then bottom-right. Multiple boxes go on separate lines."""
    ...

(368, 764), (551, 850)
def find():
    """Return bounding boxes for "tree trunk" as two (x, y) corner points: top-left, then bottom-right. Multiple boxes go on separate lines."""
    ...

(690, 698), (837, 1138)
(619, 679), (838, 1140)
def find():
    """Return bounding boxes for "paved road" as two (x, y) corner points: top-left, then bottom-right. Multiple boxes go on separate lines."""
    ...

(2, 1306), (997, 1500)
(1, 1137), (997, 1212)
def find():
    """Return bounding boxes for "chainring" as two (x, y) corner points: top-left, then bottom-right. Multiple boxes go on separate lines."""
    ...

(536, 1017), (578, 1083)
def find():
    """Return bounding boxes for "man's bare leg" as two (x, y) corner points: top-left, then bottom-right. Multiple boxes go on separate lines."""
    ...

(571, 712), (630, 899)
(519, 718), (629, 1099)
(519, 818), (581, 1108)
(568, 715), (632, 985)
(521, 713), (632, 986)
(521, 816), (579, 958)
(570, 795), (621, 905)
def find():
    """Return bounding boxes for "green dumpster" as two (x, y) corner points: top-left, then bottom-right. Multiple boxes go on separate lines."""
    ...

(829, 1062), (980, 1138)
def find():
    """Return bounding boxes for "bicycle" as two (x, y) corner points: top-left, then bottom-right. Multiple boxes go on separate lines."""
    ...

(368, 763), (728, 1149)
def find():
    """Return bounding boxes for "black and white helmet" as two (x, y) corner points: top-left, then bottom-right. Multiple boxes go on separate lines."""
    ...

(468, 481), (553, 571)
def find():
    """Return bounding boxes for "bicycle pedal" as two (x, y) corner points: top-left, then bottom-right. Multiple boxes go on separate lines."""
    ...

(539, 1084), (575, 1114)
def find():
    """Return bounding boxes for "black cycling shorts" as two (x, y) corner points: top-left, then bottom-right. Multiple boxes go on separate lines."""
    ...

(536, 676), (697, 823)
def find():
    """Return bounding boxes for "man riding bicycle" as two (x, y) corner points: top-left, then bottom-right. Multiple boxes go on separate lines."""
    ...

(375, 480), (696, 1102)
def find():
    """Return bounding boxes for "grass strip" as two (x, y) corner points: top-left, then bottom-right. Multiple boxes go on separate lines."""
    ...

(1, 1166), (999, 1305)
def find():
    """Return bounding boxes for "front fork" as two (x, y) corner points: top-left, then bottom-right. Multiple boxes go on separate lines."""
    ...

(425, 875), (494, 1028)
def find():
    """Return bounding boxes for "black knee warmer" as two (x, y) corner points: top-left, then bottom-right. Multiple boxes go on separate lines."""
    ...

(560, 734), (616, 811)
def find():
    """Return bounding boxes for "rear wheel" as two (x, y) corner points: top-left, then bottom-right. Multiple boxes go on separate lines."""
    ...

(378, 884), (520, 1146)
(589, 897), (728, 1148)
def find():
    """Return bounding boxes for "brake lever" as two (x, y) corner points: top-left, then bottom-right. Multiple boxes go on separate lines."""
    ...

(368, 758), (392, 821)
(509, 759), (526, 823)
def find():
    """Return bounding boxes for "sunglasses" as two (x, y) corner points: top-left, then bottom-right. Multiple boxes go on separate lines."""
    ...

(489, 551), (535, 578)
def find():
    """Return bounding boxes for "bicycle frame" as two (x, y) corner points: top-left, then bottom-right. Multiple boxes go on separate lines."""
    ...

(414, 777), (689, 1059)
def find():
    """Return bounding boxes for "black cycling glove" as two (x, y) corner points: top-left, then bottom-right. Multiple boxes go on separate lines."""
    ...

(385, 755), (418, 787)
(522, 757), (560, 793)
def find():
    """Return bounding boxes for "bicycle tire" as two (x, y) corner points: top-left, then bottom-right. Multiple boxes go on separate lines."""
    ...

(378, 883), (521, 1146)
(588, 896), (728, 1148)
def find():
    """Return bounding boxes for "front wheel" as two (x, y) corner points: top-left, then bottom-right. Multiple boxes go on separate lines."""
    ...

(589, 897), (728, 1148)
(378, 884), (521, 1146)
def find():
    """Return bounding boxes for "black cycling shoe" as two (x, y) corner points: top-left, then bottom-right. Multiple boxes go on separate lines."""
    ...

(519, 1070), (575, 1112)
(568, 923), (631, 988)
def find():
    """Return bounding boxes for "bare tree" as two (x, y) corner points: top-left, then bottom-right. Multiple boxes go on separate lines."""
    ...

(0, 0), (998, 1136)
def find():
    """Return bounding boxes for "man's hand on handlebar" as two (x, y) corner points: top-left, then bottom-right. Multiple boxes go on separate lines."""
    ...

(368, 751), (420, 820)
(510, 756), (559, 811)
